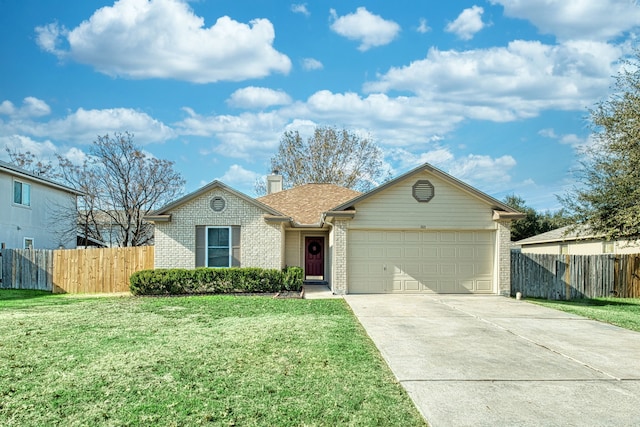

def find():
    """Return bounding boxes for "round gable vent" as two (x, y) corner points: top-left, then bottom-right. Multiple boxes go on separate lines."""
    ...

(412, 180), (434, 203)
(210, 196), (226, 212)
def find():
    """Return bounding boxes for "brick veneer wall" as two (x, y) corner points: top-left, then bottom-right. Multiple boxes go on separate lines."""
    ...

(331, 219), (349, 295)
(497, 219), (512, 296)
(154, 189), (282, 269)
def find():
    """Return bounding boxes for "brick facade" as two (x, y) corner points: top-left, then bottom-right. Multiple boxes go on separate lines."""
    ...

(330, 219), (349, 294)
(496, 219), (512, 296)
(154, 188), (282, 269)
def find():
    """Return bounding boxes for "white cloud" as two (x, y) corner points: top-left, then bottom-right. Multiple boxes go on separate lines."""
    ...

(365, 40), (622, 119)
(445, 5), (486, 40)
(449, 154), (516, 188)
(539, 127), (589, 149)
(417, 18), (431, 34)
(538, 128), (558, 138)
(0, 97), (51, 118)
(291, 3), (310, 16)
(0, 135), (59, 160)
(176, 108), (286, 160)
(227, 87), (292, 109)
(63, 146), (89, 164)
(301, 57), (323, 70)
(215, 164), (262, 188)
(0, 105), (174, 145)
(490, 0), (640, 42)
(388, 147), (516, 193)
(35, 0), (291, 83)
(329, 7), (400, 51)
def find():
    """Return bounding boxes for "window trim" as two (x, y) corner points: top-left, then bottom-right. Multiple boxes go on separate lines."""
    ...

(13, 179), (31, 207)
(23, 237), (34, 250)
(206, 226), (232, 268)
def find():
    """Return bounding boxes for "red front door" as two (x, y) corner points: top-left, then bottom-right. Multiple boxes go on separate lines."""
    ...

(305, 236), (324, 279)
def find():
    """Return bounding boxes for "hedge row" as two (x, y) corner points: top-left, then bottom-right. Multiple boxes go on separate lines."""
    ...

(129, 266), (304, 296)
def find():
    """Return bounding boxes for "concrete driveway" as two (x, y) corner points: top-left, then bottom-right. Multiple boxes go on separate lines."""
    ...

(344, 294), (640, 427)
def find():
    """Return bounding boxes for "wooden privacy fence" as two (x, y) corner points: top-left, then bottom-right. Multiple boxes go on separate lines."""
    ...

(511, 250), (640, 299)
(0, 249), (54, 291)
(0, 246), (154, 293)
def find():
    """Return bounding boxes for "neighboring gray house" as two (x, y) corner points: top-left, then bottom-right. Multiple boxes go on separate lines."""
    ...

(0, 160), (80, 249)
(147, 162), (524, 295)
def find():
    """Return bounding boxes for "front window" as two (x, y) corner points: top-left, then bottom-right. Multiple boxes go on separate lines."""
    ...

(13, 181), (31, 206)
(207, 227), (231, 267)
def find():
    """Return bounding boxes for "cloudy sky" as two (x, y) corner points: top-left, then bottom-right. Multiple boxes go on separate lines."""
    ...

(1, 0), (638, 210)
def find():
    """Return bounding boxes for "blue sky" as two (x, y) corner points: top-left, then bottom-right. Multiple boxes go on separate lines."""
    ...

(1, 0), (639, 210)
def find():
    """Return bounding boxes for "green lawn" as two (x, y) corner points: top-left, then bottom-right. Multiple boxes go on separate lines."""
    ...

(0, 290), (426, 426)
(530, 297), (640, 332)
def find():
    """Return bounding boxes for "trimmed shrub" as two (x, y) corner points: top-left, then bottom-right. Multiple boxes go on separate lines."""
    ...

(130, 266), (304, 296)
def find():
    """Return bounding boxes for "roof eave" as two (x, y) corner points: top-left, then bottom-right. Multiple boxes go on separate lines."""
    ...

(149, 180), (285, 217)
(493, 210), (526, 221)
(324, 210), (356, 219)
(330, 162), (520, 213)
(144, 214), (172, 222)
(0, 162), (82, 195)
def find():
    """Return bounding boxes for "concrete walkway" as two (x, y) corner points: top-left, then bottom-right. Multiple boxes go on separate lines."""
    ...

(302, 284), (340, 299)
(344, 294), (640, 427)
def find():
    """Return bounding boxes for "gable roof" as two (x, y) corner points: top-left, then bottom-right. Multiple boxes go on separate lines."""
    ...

(258, 183), (361, 225)
(0, 160), (81, 195)
(516, 225), (596, 245)
(331, 162), (520, 213)
(148, 180), (284, 217)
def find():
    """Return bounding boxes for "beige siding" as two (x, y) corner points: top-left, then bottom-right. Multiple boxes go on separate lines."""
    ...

(285, 230), (302, 267)
(522, 239), (640, 255)
(154, 188), (282, 269)
(348, 172), (496, 230)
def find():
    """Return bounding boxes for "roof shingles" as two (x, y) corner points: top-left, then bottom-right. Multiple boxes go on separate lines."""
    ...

(257, 184), (360, 225)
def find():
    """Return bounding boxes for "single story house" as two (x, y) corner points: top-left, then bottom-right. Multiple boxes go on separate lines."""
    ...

(146, 162), (523, 295)
(515, 225), (640, 255)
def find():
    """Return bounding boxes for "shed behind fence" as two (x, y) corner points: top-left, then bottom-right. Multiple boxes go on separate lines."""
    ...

(511, 251), (640, 299)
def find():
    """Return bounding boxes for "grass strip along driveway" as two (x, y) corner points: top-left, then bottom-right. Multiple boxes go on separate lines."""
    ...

(530, 297), (640, 332)
(0, 291), (425, 426)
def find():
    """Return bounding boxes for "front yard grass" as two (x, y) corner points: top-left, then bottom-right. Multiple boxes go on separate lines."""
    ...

(530, 297), (640, 332)
(0, 290), (426, 426)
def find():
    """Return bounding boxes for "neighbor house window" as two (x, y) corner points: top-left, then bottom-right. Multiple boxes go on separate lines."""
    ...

(560, 244), (569, 255)
(195, 225), (241, 268)
(603, 242), (614, 254)
(13, 180), (31, 206)
(24, 238), (34, 250)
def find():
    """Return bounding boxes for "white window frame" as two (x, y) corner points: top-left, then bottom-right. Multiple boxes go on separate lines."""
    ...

(206, 226), (232, 268)
(23, 237), (34, 250)
(13, 180), (31, 207)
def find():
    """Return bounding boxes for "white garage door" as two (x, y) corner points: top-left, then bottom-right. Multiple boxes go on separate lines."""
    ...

(348, 230), (495, 294)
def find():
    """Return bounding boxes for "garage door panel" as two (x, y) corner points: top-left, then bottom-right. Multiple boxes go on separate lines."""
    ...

(476, 280), (493, 291)
(404, 247), (420, 257)
(348, 230), (495, 294)
(423, 247), (438, 258)
(441, 247), (456, 258)
(458, 247), (474, 259)
(388, 247), (403, 257)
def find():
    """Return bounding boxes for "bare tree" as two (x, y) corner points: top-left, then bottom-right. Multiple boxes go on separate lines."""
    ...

(257, 126), (388, 194)
(5, 132), (185, 247)
(89, 132), (185, 246)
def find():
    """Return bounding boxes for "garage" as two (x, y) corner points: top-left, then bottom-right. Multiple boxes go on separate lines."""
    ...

(348, 229), (495, 294)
